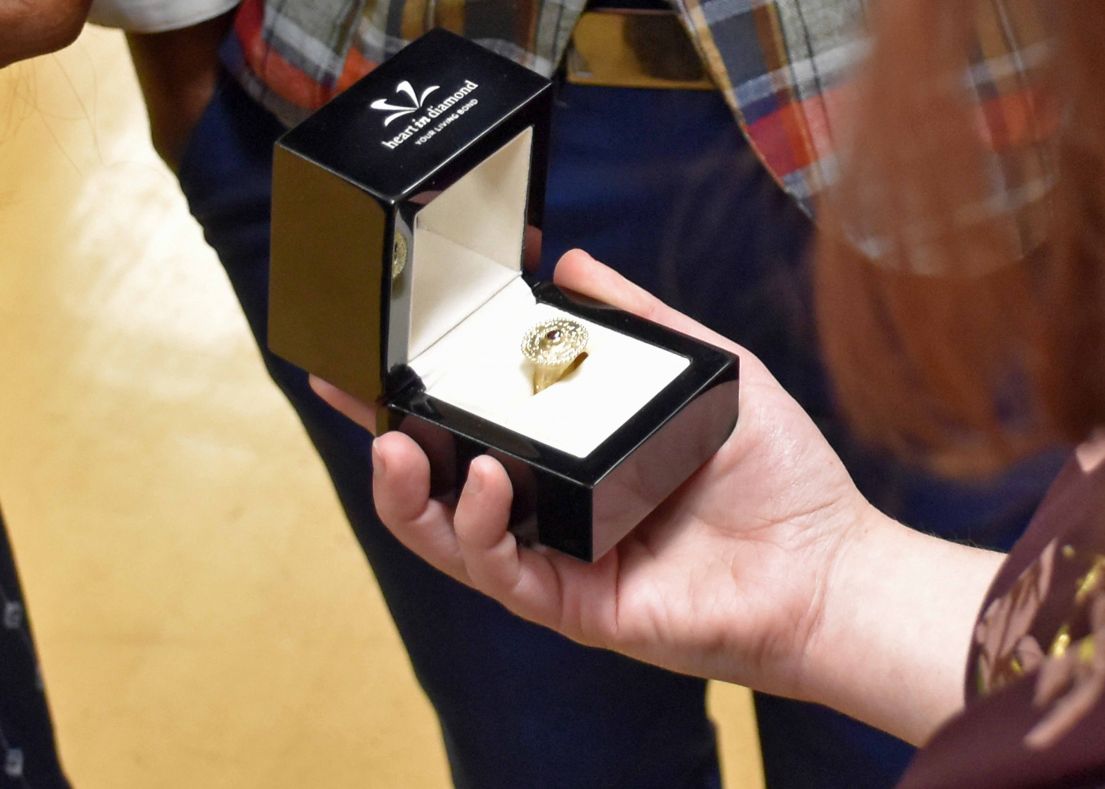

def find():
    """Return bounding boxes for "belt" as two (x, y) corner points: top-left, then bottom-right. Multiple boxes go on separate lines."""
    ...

(565, 9), (716, 91)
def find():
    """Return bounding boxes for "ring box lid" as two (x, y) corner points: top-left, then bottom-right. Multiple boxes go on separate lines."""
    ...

(270, 29), (552, 407)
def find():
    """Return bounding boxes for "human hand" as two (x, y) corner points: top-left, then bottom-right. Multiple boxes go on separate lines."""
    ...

(0, 0), (91, 68)
(312, 248), (875, 702)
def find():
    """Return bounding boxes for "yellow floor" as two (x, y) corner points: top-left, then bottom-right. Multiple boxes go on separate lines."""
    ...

(0, 27), (763, 788)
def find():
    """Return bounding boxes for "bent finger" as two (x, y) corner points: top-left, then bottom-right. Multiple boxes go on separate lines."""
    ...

(453, 456), (522, 591)
(453, 456), (604, 635)
(371, 432), (468, 582)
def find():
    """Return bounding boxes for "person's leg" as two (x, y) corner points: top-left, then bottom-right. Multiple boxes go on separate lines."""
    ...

(538, 80), (1063, 787)
(174, 74), (720, 789)
(0, 507), (69, 789)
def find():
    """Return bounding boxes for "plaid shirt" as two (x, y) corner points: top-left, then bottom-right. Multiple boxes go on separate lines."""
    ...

(222, 0), (1053, 233)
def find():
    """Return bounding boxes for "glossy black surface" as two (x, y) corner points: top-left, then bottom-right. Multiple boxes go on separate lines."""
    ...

(270, 30), (739, 561)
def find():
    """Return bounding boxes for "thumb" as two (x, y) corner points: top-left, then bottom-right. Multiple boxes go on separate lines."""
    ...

(552, 249), (743, 356)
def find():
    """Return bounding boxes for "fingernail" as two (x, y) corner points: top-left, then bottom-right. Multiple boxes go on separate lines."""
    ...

(466, 461), (484, 495)
(372, 443), (387, 478)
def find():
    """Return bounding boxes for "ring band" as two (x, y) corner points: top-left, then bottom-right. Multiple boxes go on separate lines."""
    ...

(522, 318), (589, 394)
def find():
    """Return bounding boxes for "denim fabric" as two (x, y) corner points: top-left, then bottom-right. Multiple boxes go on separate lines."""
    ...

(176, 72), (1059, 788)
(0, 509), (69, 789)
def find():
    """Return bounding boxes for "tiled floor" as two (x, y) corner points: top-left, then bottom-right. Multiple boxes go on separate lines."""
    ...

(0, 27), (762, 788)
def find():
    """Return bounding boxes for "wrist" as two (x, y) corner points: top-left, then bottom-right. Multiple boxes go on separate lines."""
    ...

(796, 503), (1004, 744)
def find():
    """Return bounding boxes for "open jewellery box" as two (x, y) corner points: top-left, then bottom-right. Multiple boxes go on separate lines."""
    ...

(268, 29), (740, 561)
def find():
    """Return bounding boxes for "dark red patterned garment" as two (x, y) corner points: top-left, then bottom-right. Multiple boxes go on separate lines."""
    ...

(901, 445), (1105, 788)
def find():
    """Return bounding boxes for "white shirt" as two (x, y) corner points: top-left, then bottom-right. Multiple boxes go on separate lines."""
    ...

(87, 0), (239, 33)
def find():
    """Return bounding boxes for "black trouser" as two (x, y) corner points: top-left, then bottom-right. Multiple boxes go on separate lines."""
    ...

(0, 508), (68, 788)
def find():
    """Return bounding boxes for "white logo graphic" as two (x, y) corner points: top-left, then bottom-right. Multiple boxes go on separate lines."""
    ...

(374, 78), (481, 150)
(371, 81), (439, 127)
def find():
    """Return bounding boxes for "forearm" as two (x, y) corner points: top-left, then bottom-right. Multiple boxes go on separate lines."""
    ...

(125, 10), (234, 169)
(801, 506), (1004, 745)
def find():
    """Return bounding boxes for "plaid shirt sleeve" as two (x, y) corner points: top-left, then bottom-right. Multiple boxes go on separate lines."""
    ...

(221, 0), (584, 127)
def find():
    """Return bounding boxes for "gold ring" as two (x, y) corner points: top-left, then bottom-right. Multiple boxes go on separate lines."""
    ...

(521, 318), (589, 394)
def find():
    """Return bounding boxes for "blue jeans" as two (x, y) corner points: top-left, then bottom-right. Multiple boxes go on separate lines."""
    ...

(178, 73), (1060, 788)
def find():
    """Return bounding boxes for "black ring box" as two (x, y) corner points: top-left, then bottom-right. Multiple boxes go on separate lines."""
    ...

(268, 29), (739, 561)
